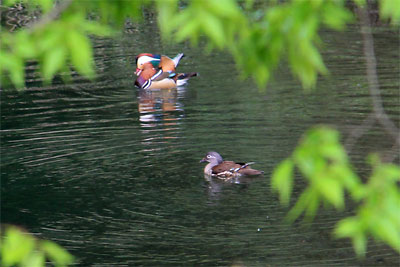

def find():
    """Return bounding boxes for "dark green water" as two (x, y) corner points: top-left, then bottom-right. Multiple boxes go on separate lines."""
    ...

(1, 23), (399, 266)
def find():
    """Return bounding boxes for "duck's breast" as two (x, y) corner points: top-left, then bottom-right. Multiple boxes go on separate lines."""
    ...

(147, 79), (176, 89)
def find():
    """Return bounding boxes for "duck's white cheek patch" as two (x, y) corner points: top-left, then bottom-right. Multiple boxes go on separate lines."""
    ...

(137, 56), (160, 66)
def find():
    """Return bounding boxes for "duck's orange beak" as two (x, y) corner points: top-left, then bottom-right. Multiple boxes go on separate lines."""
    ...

(135, 68), (142, 76)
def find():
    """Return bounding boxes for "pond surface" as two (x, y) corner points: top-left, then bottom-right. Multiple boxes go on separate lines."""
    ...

(1, 22), (399, 266)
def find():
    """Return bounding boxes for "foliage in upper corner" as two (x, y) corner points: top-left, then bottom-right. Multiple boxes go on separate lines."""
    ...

(0, 225), (74, 266)
(1, 0), (399, 90)
(378, 0), (400, 25)
(271, 126), (400, 256)
(0, 0), (147, 89)
(157, 0), (353, 89)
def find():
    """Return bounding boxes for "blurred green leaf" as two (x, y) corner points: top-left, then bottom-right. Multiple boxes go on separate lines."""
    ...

(22, 251), (45, 267)
(286, 187), (314, 222)
(35, 0), (53, 13)
(81, 22), (114, 36)
(156, 0), (179, 37)
(42, 46), (67, 83)
(330, 164), (361, 198)
(4, 0), (19, 6)
(322, 2), (354, 30)
(175, 19), (199, 44)
(0, 52), (25, 88)
(373, 219), (400, 252)
(37, 27), (64, 51)
(41, 240), (74, 266)
(315, 176), (344, 209)
(380, 0), (400, 24)
(353, 0), (366, 6)
(1, 227), (35, 266)
(201, 12), (226, 49)
(15, 32), (37, 58)
(67, 30), (94, 79)
(303, 189), (319, 222)
(335, 217), (360, 238)
(353, 233), (367, 256)
(271, 158), (294, 205)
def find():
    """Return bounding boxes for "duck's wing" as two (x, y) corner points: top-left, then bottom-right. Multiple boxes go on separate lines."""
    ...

(211, 161), (242, 174)
(151, 70), (176, 81)
(212, 161), (264, 176)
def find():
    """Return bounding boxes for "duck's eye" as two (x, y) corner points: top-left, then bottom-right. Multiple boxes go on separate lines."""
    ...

(207, 155), (211, 158)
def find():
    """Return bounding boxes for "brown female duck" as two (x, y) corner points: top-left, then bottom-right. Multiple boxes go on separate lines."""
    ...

(200, 151), (264, 178)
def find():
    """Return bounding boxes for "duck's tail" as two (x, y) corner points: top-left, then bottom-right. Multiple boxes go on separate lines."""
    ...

(175, 72), (198, 86)
(172, 53), (185, 68)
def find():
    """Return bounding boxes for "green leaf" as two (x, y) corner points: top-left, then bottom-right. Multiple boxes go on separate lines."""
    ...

(41, 240), (74, 266)
(303, 189), (320, 222)
(322, 2), (353, 30)
(175, 20), (199, 43)
(22, 251), (45, 267)
(36, 0), (53, 13)
(330, 164), (361, 198)
(15, 31), (37, 58)
(315, 176), (344, 209)
(4, 0), (19, 6)
(1, 227), (35, 266)
(42, 46), (67, 82)
(206, 0), (242, 18)
(37, 27), (64, 51)
(286, 187), (313, 223)
(353, 0), (366, 6)
(353, 233), (367, 256)
(81, 22), (113, 36)
(373, 218), (400, 252)
(0, 52), (25, 88)
(67, 30), (94, 79)
(271, 158), (294, 205)
(335, 217), (361, 239)
(201, 12), (226, 49)
(380, 0), (400, 24)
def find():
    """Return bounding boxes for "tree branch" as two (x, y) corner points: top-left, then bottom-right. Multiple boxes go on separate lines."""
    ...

(345, 112), (375, 151)
(26, 0), (73, 32)
(357, 5), (400, 145)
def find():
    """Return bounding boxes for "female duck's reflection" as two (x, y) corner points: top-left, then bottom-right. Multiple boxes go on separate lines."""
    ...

(204, 174), (254, 203)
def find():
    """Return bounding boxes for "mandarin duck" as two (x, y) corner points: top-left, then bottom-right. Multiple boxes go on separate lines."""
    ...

(200, 151), (264, 178)
(134, 53), (197, 89)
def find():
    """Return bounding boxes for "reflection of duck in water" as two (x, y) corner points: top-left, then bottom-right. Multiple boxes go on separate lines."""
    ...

(200, 151), (264, 179)
(138, 88), (183, 124)
(134, 53), (197, 89)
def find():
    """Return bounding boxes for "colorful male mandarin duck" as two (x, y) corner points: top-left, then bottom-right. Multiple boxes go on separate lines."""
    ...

(200, 151), (264, 178)
(134, 53), (197, 89)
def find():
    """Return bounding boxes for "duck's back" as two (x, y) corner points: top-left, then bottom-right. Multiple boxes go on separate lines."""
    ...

(211, 161), (263, 176)
(160, 56), (177, 72)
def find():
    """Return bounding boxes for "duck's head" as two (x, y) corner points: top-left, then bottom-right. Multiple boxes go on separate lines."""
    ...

(200, 151), (224, 164)
(135, 53), (161, 75)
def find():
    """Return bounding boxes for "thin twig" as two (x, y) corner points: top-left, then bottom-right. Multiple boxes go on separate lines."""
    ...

(345, 112), (376, 151)
(26, 0), (73, 32)
(381, 142), (400, 163)
(357, 6), (400, 146)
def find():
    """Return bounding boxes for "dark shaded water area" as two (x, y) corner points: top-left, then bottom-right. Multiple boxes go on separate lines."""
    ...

(1, 22), (399, 266)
